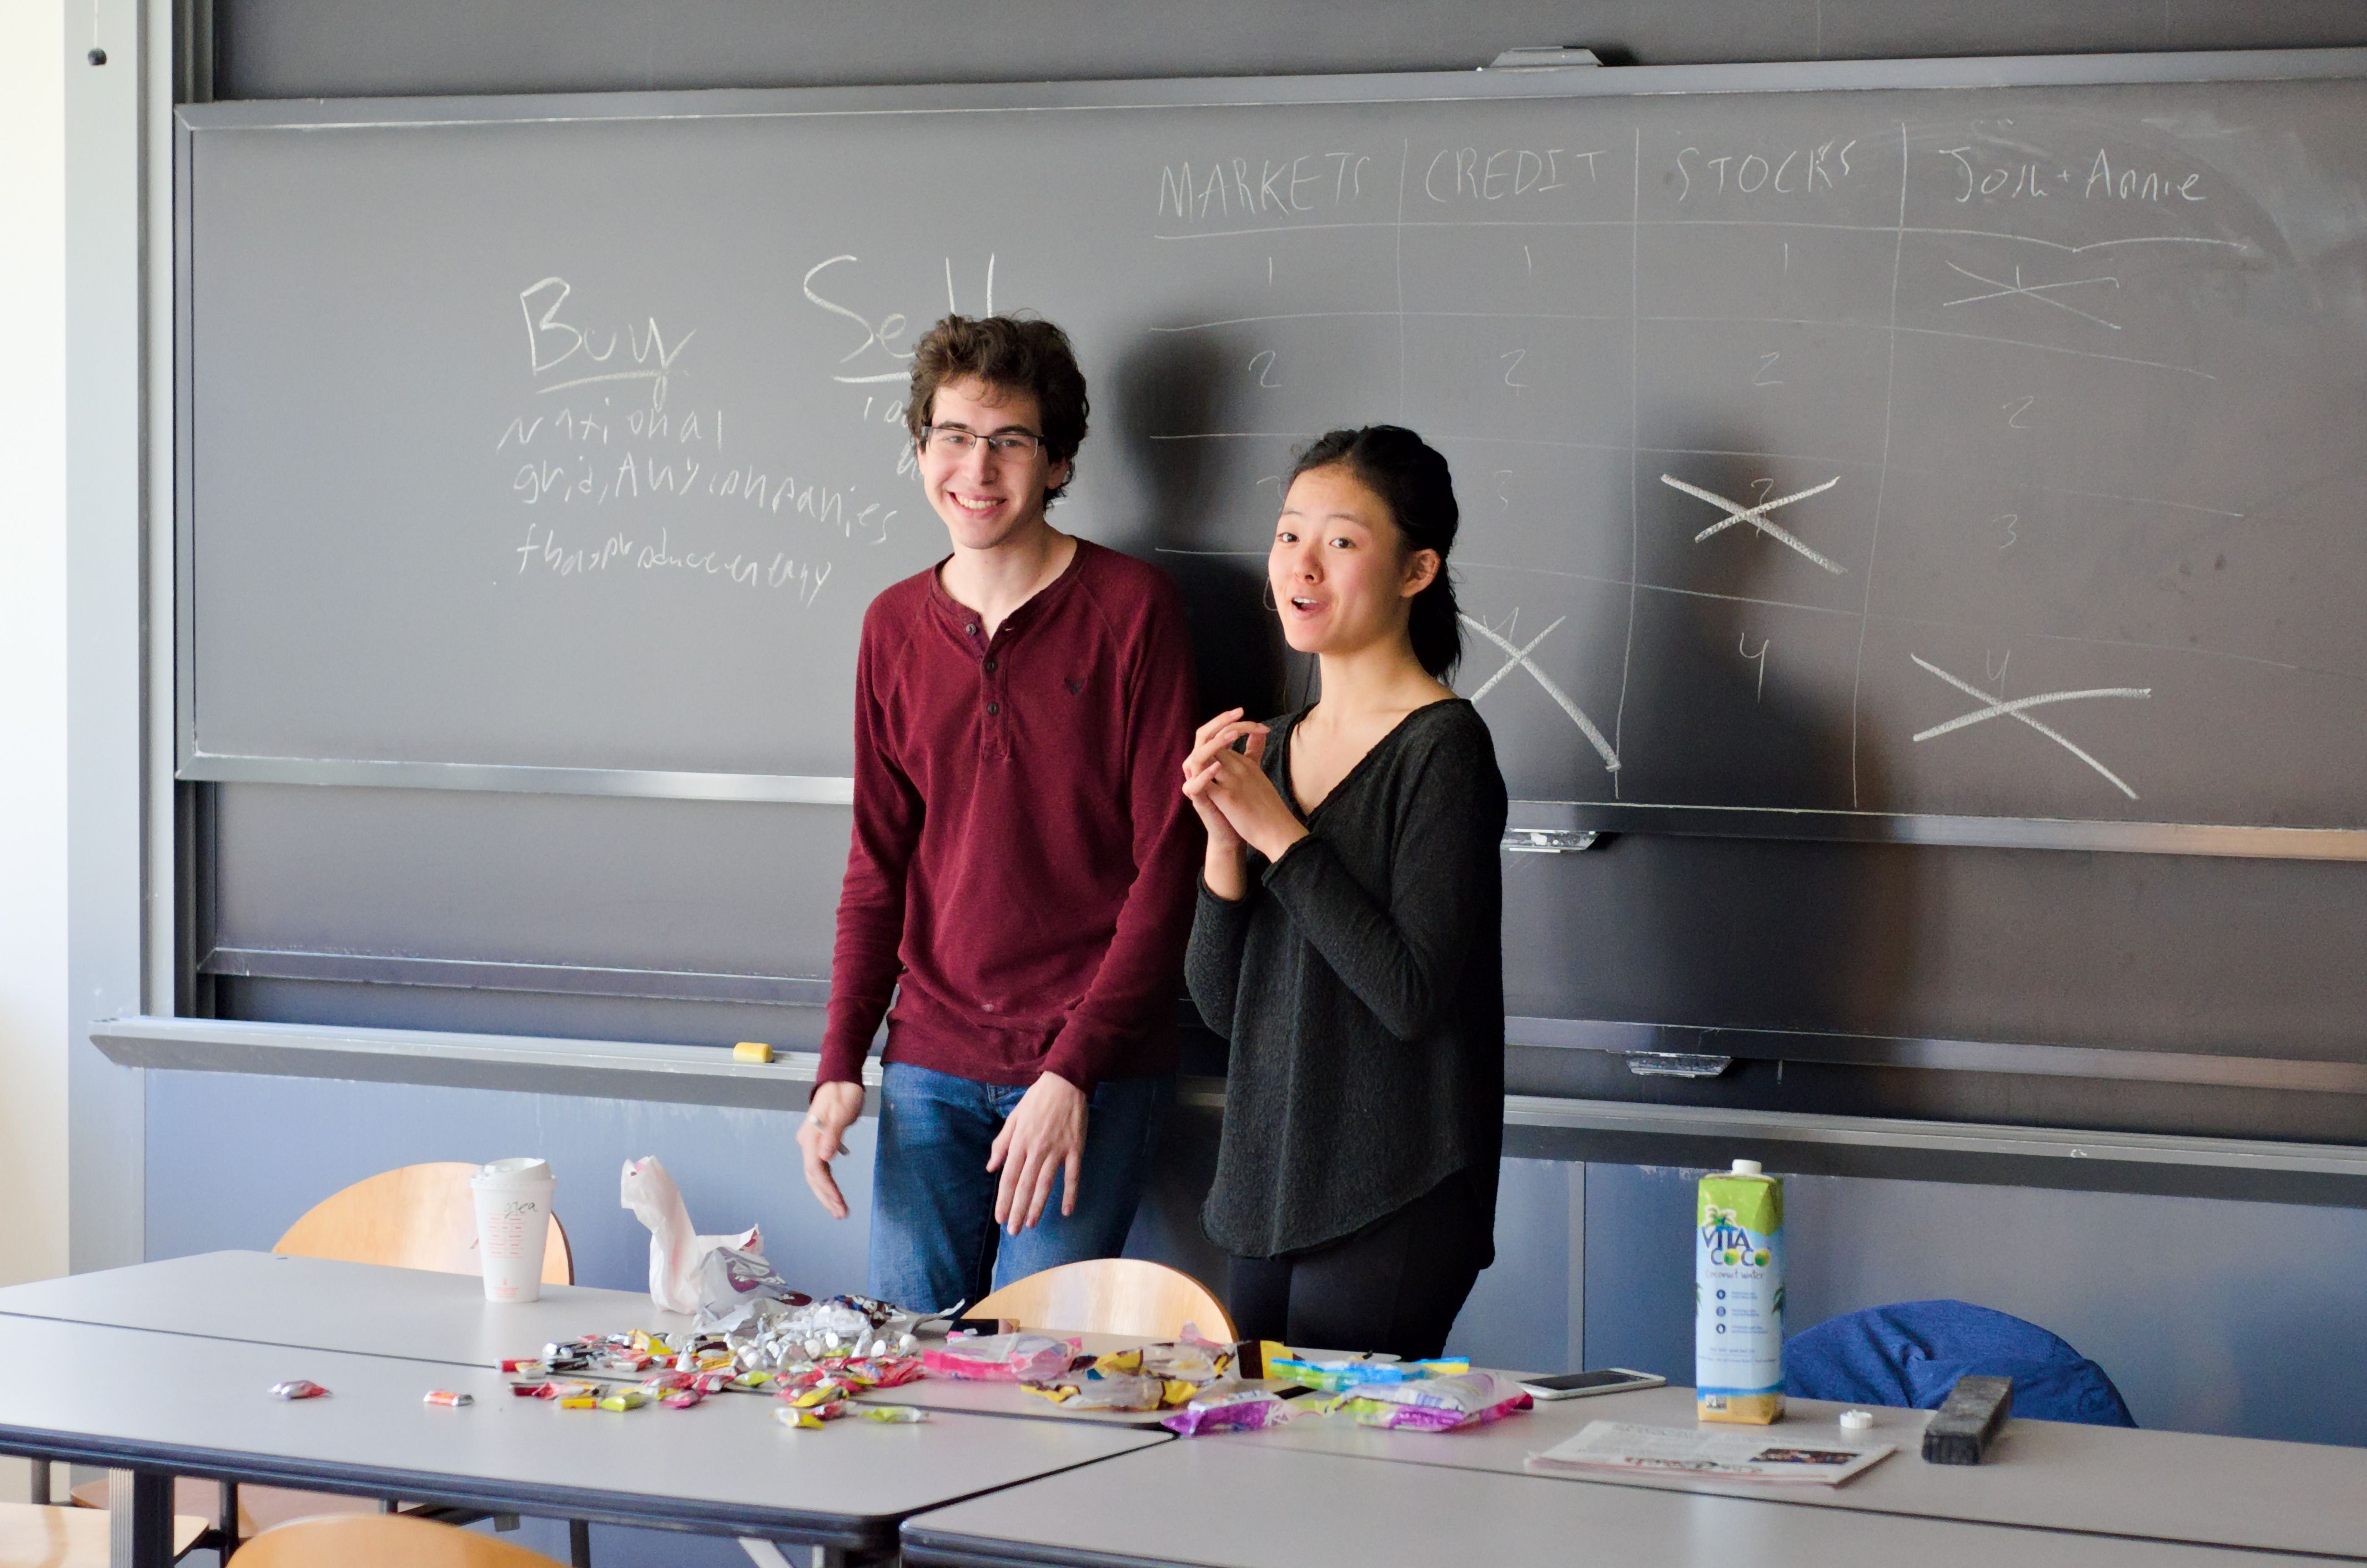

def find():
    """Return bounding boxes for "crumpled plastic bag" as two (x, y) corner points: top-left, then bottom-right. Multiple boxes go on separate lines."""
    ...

(620, 1156), (762, 1315)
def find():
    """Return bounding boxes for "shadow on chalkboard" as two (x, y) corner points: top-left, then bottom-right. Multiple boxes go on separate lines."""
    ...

(1113, 333), (1297, 722)
(1610, 431), (1917, 1054)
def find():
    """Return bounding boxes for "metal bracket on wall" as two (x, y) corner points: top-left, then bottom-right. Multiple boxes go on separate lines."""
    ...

(1502, 828), (1601, 854)
(1485, 46), (1603, 69)
(1507, 1016), (2367, 1095)
(1625, 1052), (1736, 1078)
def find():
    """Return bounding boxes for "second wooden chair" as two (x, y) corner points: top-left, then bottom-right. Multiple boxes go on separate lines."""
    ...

(231, 1514), (562, 1567)
(971, 1258), (1237, 1341)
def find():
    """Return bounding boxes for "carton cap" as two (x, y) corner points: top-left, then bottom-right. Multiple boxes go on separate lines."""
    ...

(1731, 1159), (1762, 1175)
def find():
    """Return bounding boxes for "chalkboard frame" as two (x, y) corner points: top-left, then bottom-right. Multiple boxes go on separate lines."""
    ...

(175, 44), (2367, 854)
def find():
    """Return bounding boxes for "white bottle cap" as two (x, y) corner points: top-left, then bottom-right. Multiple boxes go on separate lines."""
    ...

(1731, 1159), (1762, 1175)
(1840, 1409), (1874, 1431)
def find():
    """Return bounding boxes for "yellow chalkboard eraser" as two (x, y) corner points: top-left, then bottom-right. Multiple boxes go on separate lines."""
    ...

(732, 1041), (773, 1063)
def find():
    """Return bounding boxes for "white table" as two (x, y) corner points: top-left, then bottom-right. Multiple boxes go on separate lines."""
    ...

(0, 1253), (1241, 1430)
(1224, 1382), (2367, 1561)
(900, 1440), (2315, 1568)
(0, 1250), (690, 1368)
(0, 1265), (1166, 1567)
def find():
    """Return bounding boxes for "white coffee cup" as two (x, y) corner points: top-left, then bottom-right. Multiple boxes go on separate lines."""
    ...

(470, 1158), (556, 1303)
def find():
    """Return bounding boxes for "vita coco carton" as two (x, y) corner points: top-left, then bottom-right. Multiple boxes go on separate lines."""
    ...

(1696, 1158), (1785, 1424)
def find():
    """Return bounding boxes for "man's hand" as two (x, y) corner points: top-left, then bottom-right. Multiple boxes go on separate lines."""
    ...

(986, 1072), (1089, 1234)
(797, 1080), (867, 1219)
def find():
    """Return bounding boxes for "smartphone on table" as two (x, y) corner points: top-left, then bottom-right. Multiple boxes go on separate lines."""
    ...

(1518, 1368), (1666, 1400)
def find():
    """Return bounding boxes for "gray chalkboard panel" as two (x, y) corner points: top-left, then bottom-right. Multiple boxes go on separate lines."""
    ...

(179, 56), (2367, 833)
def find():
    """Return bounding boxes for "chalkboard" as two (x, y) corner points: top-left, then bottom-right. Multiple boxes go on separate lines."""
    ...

(179, 56), (2367, 836)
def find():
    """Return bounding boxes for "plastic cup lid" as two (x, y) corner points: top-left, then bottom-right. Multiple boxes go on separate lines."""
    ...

(473, 1157), (554, 1185)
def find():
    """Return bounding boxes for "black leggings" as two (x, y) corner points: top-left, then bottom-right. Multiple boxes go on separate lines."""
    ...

(1228, 1170), (1490, 1362)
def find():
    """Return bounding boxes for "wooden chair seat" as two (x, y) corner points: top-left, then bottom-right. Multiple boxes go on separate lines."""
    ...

(0, 1501), (205, 1567)
(971, 1258), (1237, 1341)
(66, 1477), (381, 1537)
(232, 1514), (561, 1566)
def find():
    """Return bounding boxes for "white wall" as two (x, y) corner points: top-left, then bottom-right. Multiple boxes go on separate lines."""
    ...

(0, 0), (74, 1294)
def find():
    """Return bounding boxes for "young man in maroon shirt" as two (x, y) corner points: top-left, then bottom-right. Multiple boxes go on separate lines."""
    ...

(795, 315), (1201, 1311)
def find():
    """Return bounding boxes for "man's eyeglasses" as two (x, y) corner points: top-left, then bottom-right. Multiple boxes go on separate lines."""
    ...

(920, 425), (1047, 459)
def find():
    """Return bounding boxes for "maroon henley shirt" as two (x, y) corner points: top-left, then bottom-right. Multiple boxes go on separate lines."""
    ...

(818, 539), (1201, 1094)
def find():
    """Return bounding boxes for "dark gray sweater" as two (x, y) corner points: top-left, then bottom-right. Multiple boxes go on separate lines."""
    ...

(1188, 698), (1508, 1260)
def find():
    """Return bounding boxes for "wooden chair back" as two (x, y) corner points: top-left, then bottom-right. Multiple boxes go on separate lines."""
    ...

(971, 1258), (1236, 1341)
(0, 1500), (205, 1566)
(232, 1515), (561, 1567)
(273, 1162), (572, 1284)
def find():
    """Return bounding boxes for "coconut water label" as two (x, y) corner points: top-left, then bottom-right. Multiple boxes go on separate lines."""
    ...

(1696, 1170), (1785, 1423)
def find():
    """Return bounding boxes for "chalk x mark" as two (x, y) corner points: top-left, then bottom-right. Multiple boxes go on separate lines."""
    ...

(1461, 615), (1620, 773)
(1911, 655), (2150, 799)
(1943, 262), (2121, 331)
(1660, 473), (1846, 575)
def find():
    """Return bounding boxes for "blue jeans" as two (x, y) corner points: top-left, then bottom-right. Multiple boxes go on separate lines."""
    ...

(867, 1061), (1172, 1313)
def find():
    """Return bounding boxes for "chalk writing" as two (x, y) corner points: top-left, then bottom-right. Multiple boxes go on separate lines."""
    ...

(1461, 614), (1621, 772)
(1158, 152), (1371, 223)
(1661, 474), (1846, 576)
(2083, 149), (2205, 203)
(803, 252), (996, 386)
(1421, 146), (1600, 203)
(517, 277), (695, 408)
(512, 522), (834, 605)
(1943, 262), (2121, 331)
(1674, 139), (1855, 202)
(1910, 655), (2150, 800)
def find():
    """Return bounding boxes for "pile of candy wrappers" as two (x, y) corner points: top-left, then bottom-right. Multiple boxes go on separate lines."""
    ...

(921, 1334), (1534, 1436)
(502, 1298), (1532, 1438)
(502, 1293), (934, 1429)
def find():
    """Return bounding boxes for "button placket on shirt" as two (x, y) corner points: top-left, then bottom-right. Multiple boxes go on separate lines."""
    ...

(978, 615), (1018, 756)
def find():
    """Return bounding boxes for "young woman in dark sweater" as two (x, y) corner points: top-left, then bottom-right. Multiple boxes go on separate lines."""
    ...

(1180, 425), (1509, 1361)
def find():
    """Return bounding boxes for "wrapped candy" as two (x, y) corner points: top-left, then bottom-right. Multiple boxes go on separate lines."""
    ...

(1025, 1373), (1195, 1412)
(1269, 1356), (1468, 1394)
(1325, 1371), (1531, 1432)
(1160, 1389), (1301, 1436)
(920, 1333), (1078, 1383)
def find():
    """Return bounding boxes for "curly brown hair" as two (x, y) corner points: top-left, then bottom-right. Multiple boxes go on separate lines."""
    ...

(905, 315), (1090, 504)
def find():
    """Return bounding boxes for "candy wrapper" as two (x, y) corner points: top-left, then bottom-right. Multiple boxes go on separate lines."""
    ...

(1326, 1371), (1532, 1432)
(1026, 1334), (1233, 1410)
(775, 1399), (850, 1429)
(921, 1333), (1079, 1383)
(1270, 1355), (1468, 1394)
(1026, 1373), (1198, 1412)
(1160, 1389), (1301, 1436)
(691, 1244), (812, 1333)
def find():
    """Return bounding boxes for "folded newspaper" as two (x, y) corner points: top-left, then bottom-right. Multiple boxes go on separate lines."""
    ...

(1527, 1421), (1897, 1486)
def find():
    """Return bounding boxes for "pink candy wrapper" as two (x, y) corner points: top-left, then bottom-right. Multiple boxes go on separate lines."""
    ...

(920, 1333), (1078, 1383)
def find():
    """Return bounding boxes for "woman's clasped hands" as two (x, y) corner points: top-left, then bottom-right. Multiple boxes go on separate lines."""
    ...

(1183, 707), (1308, 899)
